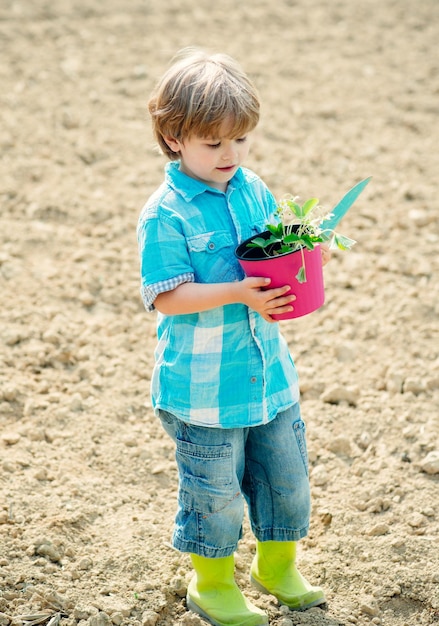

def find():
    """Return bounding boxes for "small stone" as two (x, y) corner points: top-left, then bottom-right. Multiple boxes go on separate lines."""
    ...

(421, 507), (435, 518)
(358, 432), (372, 450)
(367, 523), (390, 536)
(327, 435), (353, 457)
(34, 468), (48, 481)
(320, 511), (333, 526)
(123, 436), (138, 448)
(419, 451), (439, 475)
(3, 332), (22, 346)
(35, 541), (61, 563)
(311, 464), (329, 486)
(0, 612), (11, 626)
(426, 376), (439, 391)
(403, 378), (425, 395)
(73, 607), (94, 620)
(70, 394), (83, 411)
(1, 385), (19, 401)
(320, 384), (359, 406)
(170, 576), (187, 598)
(23, 399), (37, 417)
(151, 463), (167, 475)
(407, 513), (425, 528)
(141, 610), (159, 626)
(408, 208), (432, 227)
(335, 343), (356, 362)
(79, 292), (96, 307)
(360, 600), (380, 617)
(179, 614), (203, 625)
(1, 432), (21, 445)
(42, 330), (62, 346)
(77, 556), (93, 570)
(385, 372), (404, 394)
(26, 428), (46, 442)
(89, 612), (111, 626)
(97, 599), (133, 618)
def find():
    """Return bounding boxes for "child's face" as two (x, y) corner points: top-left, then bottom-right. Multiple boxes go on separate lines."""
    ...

(165, 124), (253, 192)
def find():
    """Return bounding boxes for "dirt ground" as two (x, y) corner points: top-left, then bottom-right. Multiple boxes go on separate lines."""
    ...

(1, 1), (438, 625)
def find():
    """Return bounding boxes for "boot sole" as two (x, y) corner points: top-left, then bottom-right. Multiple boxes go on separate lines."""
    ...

(250, 575), (327, 612)
(186, 595), (269, 626)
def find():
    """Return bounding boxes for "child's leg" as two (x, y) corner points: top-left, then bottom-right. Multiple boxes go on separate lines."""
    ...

(242, 403), (311, 540)
(242, 404), (326, 610)
(157, 410), (268, 625)
(158, 409), (245, 556)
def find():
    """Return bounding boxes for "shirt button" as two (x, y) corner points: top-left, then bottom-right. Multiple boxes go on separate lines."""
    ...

(208, 242), (215, 250)
(250, 377), (257, 383)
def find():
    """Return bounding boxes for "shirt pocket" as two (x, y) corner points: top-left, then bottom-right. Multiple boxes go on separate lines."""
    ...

(186, 231), (241, 283)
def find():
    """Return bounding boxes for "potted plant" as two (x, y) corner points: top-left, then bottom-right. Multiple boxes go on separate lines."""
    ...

(235, 177), (371, 320)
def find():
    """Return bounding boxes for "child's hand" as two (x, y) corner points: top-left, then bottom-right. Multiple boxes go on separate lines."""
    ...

(238, 277), (296, 323)
(321, 243), (331, 266)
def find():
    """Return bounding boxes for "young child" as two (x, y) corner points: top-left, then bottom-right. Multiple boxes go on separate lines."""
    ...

(137, 48), (327, 626)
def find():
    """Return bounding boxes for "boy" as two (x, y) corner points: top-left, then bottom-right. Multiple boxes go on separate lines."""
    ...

(137, 48), (327, 626)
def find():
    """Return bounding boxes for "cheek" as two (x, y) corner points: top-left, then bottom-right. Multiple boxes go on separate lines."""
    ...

(240, 140), (251, 155)
(239, 145), (250, 161)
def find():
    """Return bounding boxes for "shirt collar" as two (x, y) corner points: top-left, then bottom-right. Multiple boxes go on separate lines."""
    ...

(165, 161), (246, 202)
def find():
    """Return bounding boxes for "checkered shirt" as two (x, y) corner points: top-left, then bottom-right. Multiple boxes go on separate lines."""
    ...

(137, 162), (299, 428)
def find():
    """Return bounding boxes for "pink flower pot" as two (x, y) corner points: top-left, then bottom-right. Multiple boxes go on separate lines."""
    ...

(235, 232), (325, 320)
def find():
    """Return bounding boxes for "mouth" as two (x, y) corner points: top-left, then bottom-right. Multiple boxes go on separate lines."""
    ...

(217, 165), (236, 173)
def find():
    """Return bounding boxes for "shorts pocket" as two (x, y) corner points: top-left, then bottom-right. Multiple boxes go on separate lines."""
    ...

(176, 439), (236, 515)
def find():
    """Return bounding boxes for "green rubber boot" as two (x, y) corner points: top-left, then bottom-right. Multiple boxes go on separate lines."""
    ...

(187, 554), (268, 626)
(250, 540), (326, 611)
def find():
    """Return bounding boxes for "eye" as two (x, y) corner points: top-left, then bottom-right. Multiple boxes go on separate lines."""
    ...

(207, 142), (221, 149)
(236, 136), (247, 144)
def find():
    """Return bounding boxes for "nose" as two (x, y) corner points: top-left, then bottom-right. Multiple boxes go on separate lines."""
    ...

(221, 142), (237, 162)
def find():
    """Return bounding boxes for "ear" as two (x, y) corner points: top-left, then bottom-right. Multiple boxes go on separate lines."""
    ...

(163, 135), (182, 153)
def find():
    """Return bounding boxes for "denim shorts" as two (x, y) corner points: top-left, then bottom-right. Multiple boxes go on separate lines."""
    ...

(158, 404), (311, 558)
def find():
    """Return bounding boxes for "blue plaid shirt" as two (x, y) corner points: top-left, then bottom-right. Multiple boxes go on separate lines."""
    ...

(137, 162), (300, 428)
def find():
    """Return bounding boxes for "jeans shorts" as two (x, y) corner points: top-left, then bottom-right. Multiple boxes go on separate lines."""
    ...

(158, 404), (311, 558)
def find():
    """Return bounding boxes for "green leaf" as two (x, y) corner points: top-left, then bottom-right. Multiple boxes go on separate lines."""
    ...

(247, 237), (268, 248)
(283, 232), (301, 244)
(300, 234), (316, 250)
(331, 233), (357, 251)
(296, 266), (307, 283)
(285, 200), (302, 217)
(266, 223), (283, 237)
(279, 245), (292, 254)
(301, 198), (319, 216)
(266, 235), (281, 247)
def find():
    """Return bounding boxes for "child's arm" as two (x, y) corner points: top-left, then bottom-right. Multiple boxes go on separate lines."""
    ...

(154, 277), (295, 323)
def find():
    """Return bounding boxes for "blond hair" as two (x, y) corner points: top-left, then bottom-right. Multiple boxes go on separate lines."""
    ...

(148, 48), (260, 160)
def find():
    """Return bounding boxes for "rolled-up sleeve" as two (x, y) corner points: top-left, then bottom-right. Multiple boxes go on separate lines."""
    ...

(140, 273), (194, 312)
(137, 212), (195, 312)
